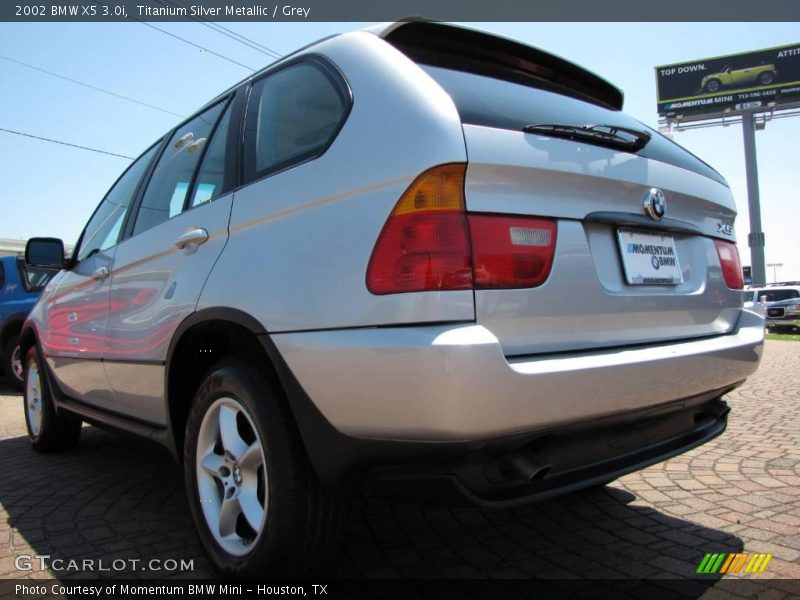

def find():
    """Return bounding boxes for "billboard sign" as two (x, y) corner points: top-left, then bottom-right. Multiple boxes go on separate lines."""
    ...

(656, 43), (800, 118)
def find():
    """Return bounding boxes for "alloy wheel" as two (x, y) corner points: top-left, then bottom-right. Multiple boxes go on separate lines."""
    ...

(26, 360), (43, 437)
(11, 345), (23, 383)
(195, 397), (268, 557)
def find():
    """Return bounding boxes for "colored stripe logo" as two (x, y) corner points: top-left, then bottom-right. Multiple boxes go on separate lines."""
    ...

(696, 553), (773, 574)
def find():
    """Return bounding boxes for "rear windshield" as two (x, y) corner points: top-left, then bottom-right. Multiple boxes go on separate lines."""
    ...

(757, 289), (800, 302)
(422, 65), (727, 187)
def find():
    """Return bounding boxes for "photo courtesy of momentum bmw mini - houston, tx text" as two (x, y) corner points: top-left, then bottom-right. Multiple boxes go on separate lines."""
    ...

(15, 20), (767, 579)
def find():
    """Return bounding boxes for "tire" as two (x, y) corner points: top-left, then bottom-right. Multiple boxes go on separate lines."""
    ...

(2, 333), (24, 390)
(758, 72), (774, 86)
(184, 358), (344, 578)
(706, 79), (721, 93)
(23, 346), (82, 452)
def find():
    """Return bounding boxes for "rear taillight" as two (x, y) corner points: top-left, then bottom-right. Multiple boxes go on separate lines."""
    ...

(469, 215), (557, 289)
(366, 164), (472, 294)
(366, 164), (557, 294)
(714, 240), (744, 289)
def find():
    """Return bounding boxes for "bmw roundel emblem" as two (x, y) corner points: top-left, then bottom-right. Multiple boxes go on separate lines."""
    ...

(651, 255), (661, 270)
(644, 188), (666, 221)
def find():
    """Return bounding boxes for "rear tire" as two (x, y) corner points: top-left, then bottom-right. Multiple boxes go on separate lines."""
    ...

(2, 333), (24, 390)
(183, 358), (344, 577)
(23, 346), (82, 452)
(758, 72), (775, 85)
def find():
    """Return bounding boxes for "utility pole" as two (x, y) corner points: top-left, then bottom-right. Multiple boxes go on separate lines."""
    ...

(742, 112), (766, 287)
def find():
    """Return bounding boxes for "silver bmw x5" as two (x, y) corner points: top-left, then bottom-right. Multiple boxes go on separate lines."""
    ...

(20, 22), (764, 576)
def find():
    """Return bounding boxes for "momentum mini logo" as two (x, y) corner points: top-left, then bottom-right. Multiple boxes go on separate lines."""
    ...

(696, 552), (773, 574)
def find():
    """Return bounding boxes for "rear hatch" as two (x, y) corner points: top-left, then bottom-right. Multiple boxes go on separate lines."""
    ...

(383, 23), (742, 355)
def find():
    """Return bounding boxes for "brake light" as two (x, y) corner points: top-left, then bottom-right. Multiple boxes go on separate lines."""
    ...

(468, 215), (557, 288)
(714, 240), (744, 289)
(367, 164), (558, 294)
(366, 164), (472, 294)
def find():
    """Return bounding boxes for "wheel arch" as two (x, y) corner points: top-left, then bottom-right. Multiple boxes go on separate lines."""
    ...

(1, 314), (28, 352)
(164, 308), (283, 463)
(164, 307), (375, 491)
(17, 321), (39, 363)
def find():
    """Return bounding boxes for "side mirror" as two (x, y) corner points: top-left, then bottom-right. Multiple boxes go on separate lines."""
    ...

(25, 237), (65, 269)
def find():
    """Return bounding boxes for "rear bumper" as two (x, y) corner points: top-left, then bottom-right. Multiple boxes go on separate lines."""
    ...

(272, 308), (764, 441)
(364, 399), (729, 508)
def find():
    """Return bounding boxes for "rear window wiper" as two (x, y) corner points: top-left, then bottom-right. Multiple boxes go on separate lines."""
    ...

(523, 123), (651, 152)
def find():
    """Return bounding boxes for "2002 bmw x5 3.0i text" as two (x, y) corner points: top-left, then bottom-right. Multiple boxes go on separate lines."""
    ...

(19, 22), (764, 577)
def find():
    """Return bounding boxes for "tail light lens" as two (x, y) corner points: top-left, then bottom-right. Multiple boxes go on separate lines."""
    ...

(714, 240), (744, 289)
(366, 164), (472, 294)
(468, 215), (557, 288)
(367, 164), (558, 294)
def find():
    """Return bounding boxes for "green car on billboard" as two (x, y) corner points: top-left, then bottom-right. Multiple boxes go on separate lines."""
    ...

(701, 63), (777, 92)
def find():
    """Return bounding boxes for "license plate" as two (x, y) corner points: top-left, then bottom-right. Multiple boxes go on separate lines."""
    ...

(617, 228), (683, 285)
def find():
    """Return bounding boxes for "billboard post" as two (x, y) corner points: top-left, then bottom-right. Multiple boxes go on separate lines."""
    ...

(742, 113), (766, 287)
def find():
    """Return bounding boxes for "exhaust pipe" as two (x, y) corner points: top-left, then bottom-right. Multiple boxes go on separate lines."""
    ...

(507, 452), (552, 483)
(695, 400), (731, 424)
(710, 401), (731, 419)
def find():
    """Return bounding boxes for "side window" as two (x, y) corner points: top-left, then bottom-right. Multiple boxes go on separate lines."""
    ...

(16, 259), (57, 292)
(191, 102), (233, 208)
(133, 101), (226, 236)
(243, 61), (348, 182)
(76, 143), (161, 262)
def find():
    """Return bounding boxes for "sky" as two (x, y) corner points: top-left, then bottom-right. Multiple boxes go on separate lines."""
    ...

(0, 21), (798, 281)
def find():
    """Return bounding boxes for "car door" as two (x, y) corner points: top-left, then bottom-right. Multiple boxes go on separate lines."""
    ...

(720, 66), (734, 85)
(103, 94), (239, 425)
(736, 67), (754, 84)
(42, 142), (161, 407)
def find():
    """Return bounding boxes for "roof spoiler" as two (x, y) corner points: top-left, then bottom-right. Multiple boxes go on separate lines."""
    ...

(367, 21), (624, 111)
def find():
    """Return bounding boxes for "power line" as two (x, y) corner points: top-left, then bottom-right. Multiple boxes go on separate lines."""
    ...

(0, 55), (185, 118)
(155, 0), (282, 59)
(86, 1), (255, 71)
(207, 23), (283, 59)
(137, 21), (256, 71)
(0, 127), (133, 159)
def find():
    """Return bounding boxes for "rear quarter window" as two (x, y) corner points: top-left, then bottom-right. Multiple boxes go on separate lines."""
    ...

(243, 60), (350, 183)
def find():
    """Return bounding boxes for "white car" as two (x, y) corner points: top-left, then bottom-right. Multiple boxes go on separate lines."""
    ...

(747, 285), (800, 332)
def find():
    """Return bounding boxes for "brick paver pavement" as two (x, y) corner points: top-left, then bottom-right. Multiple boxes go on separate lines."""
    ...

(0, 340), (797, 596)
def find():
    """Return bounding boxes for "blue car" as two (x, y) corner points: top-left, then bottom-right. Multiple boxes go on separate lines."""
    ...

(0, 254), (58, 389)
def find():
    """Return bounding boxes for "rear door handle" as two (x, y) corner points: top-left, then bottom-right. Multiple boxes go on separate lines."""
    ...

(91, 266), (109, 281)
(175, 228), (209, 249)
